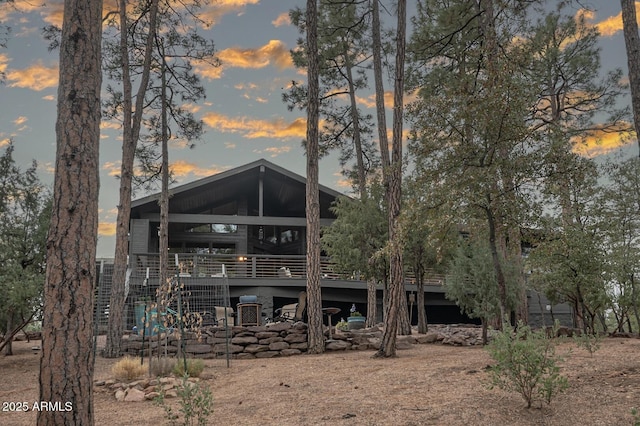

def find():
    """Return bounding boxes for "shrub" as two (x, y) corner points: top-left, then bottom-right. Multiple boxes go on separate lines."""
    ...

(173, 358), (205, 378)
(150, 357), (176, 377)
(573, 332), (601, 356)
(112, 356), (147, 382)
(486, 322), (568, 408)
(155, 376), (213, 426)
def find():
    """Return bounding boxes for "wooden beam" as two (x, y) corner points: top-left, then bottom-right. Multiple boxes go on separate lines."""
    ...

(140, 213), (334, 227)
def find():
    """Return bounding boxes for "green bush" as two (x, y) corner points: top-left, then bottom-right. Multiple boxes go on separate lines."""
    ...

(486, 322), (568, 408)
(155, 376), (213, 426)
(573, 332), (601, 356)
(173, 358), (205, 378)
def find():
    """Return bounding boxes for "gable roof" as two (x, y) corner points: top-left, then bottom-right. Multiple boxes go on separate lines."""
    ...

(130, 158), (345, 220)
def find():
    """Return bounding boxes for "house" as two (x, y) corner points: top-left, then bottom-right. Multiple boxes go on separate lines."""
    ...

(107, 159), (567, 328)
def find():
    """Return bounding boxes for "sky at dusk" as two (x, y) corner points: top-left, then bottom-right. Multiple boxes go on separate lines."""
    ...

(0, 0), (637, 257)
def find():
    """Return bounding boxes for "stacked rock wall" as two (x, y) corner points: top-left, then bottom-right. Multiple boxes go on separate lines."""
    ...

(119, 323), (486, 359)
(120, 321), (309, 359)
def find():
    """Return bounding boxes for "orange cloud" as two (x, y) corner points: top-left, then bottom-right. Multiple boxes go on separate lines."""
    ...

(193, 59), (223, 80)
(218, 40), (293, 70)
(0, 53), (8, 74)
(102, 161), (121, 177)
(572, 124), (635, 158)
(42, 94), (55, 101)
(356, 89), (417, 109)
(252, 145), (292, 157)
(171, 160), (224, 178)
(0, 138), (10, 148)
(6, 60), (58, 91)
(272, 12), (290, 27)
(198, 0), (260, 26)
(13, 116), (27, 126)
(98, 222), (116, 237)
(582, 4), (640, 38)
(202, 112), (307, 140)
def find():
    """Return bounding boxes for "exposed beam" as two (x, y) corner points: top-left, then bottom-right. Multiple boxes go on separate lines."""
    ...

(140, 213), (335, 227)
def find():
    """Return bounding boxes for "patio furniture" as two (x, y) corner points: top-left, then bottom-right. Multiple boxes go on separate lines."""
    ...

(322, 307), (341, 341)
(274, 291), (306, 322)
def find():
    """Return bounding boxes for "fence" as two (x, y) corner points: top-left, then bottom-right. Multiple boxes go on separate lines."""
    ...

(93, 256), (232, 365)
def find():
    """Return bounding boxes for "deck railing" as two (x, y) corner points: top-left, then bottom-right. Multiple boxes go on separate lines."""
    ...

(129, 252), (445, 285)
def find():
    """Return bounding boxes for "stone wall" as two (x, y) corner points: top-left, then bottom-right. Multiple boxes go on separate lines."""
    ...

(119, 323), (486, 359)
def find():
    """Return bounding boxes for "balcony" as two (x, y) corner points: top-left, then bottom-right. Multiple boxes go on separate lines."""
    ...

(128, 252), (445, 286)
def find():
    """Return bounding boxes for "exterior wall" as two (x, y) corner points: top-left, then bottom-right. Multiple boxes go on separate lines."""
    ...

(527, 291), (574, 328)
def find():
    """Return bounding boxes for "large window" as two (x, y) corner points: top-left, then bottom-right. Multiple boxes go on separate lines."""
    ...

(184, 223), (238, 233)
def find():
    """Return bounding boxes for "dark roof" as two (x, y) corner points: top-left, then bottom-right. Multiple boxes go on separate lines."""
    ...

(130, 158), (345, 220)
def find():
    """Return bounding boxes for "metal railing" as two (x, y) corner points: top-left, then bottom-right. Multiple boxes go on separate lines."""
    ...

(129, 252), (445, 284)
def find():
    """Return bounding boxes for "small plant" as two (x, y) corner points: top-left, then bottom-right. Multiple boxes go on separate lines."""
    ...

(486, 322), (568, 408)
(573, 332), (601, 356)
(632, 407), (640, 426)
(336, 319), (348, 331)
(349, 303), (361, 316)
(155, 375), (213, 426)
(151, 357), (177, 377)
(173, 358), (205, 378)
(111, 356), (147, 382)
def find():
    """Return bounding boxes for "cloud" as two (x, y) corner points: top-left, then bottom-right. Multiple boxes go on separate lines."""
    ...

(224, 142), (236, 149)
(355, 89), (418, 109)
(171, 160), (225, 178)
(42, 94), (55, 101)
(272, 12), (290, 27)
(202, 111), (307, 140)
(0, 138), (10, 148)
(102, 161), (121, 177)
(218, 40), (293, 71)
(572, 124), (635, 158)
(582, 4), (640, 38)
(13, 116), (27, 126)
(194, 59), (224, 80)
(252, 145), (292, 157)
(6, 60), (58, 91)
(198, 0), (260, 26)
(98, 222), (116, 237)
(0, 53), (8, 74)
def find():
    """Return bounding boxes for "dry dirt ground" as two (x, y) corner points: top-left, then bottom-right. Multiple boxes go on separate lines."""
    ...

(0, 335), (639, 426)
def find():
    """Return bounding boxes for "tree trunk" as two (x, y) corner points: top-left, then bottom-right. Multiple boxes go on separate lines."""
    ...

(105, 0), (160, 358)
(416, 272), (428, 334)
(371, 0), (390, 172)
(3, 313), (13, 355)
(344, 44), (367, 197)
(159, 42), (170, 325)
(38, 1), (102, 423)
(0, 313), (35, 355)
(621, 0), (640, 157)
(481, 318), (488, 345)
(366, 279), (377, 327)
(376, 0), (407, 358)
(305, 0), (324, 354)
(484, 199), (508, 325)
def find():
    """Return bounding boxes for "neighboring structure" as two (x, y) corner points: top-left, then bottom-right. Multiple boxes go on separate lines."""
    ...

(104, 159), (569, 330)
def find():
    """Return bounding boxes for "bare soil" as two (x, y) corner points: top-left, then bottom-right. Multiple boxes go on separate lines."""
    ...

(1, 335), (639, 425)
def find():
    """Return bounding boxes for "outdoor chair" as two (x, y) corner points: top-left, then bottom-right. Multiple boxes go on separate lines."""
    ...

(274, 291), (306, 322)
(214, 306), (235, 327)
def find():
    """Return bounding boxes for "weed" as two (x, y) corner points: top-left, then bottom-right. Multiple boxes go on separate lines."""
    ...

(173, 358), (205, 378)
(154, 375), (213, 426)
(111, 356), (147, 382)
